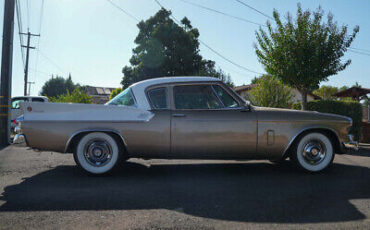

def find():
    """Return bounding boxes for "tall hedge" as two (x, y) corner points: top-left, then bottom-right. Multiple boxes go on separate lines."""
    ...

(292, 100), (362, 140)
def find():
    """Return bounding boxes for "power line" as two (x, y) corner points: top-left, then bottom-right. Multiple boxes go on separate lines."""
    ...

(105, 0), (140, 22)
(29, 67), (53, 76)
(15, 0), (25, 69)
(178, 0), (265, 27)
(38, 51), (66, 74)
(34, 0), (45, 84)
(348, 49), (370, 57)
(348, 47), (370, 54)
(154, 0), (264, 75)
(26, 0), (30, 30)
(234, 0), (273, 20)
(198, 40), (263, 75)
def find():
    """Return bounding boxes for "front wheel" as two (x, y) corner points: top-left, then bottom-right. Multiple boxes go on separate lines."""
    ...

(73, 132), (120, 175)
(291, 132), (335, 172)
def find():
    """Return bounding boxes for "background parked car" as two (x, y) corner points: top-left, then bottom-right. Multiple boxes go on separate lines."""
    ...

(11, 96), (48, 130)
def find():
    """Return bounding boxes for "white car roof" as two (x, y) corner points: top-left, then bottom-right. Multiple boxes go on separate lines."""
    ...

(12, 96), (48, 100)
(130, 76), (221, 110)
(130, 76), (220, 89)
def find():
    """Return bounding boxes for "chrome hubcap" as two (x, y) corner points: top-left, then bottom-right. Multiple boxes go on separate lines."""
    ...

(84, 139), (112, 167)
(302, 140), (326, 165)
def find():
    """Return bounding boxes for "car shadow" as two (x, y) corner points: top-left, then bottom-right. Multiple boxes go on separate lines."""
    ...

(0, 161), (369, 223)
(346, 148), (370, 157)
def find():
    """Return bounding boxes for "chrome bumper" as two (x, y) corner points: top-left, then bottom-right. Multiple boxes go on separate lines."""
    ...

(343, 134), (359, 152)
(13, 134), (25, 144)
(13, 123), (25, 144)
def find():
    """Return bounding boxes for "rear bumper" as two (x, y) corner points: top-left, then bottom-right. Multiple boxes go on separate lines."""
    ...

(13, 134), (26, 144)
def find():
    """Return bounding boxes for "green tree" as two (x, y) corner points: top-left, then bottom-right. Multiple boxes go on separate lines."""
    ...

(250, 76), (260, 84)
(121, 8), (233, 88)
(339, 86), (349, 91)
(40, 74), (76, 98)
(109, 88), (123, 100)
(49, 88), (92, 104)
(249, 75), (293, 108)
(255, 4), (359, 110)
(313, 85), (339, 100)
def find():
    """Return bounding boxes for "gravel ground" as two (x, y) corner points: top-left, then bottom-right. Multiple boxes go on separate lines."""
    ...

(0, 145), (370, 230)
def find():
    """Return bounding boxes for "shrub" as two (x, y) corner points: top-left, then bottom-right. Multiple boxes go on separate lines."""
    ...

(49, 88), (92, 104)
(292, 100), (362, 140)
(249, 75), (293, 108)
(109, 88), (123, 100)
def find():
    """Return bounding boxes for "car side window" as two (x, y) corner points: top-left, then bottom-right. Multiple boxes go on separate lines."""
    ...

(174, 85), (222, 110)
(148, 87), (168, 109)
(32, 98), (45, 102)
(212, 85), (239, 108)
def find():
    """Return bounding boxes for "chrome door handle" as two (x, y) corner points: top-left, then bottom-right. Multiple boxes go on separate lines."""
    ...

(172, 113), (186, 117)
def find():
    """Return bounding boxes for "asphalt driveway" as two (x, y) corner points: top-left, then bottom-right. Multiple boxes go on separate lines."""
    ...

(0, 145), (369, 229)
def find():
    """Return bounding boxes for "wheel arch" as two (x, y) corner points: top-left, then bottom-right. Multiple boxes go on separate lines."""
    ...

(64, 129), (128, 154)
(282, 127), (341, 159)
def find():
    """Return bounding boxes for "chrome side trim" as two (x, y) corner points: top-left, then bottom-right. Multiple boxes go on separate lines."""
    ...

(25, 120), (149, 123)
(282, 126), (341, 157)
(64, 129), (128, 153)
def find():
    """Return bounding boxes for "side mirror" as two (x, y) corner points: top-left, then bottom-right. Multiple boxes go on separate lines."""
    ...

(241, 104), (251, 112)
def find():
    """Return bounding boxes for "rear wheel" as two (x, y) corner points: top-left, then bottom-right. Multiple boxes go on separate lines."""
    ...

(73, 132), (120, 175)
(291, 132), (335, 172)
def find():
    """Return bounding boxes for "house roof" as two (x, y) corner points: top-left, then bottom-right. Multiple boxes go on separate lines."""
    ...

(233, 84), (256, 93)
(333, 87), (370, 99)
(85, 86), (117, 96)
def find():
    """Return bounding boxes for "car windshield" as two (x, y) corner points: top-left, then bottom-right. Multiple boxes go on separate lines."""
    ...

(11, 98), (27, 109)
(106, 88), (136, 106)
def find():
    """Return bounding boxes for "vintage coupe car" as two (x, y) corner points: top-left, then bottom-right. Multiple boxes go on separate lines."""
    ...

(14, 77), (357, 174)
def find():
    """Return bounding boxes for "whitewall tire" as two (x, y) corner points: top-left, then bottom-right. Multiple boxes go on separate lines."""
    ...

(292, 132), (334, 172)
(74, 132), (120, 174)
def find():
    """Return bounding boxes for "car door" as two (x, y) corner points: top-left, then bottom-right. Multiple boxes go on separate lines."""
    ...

(108, 87), (171, 158)
(170, 83), (257, 159)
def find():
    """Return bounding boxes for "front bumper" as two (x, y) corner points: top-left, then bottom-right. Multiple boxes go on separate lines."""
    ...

(342, 134), (359, 152)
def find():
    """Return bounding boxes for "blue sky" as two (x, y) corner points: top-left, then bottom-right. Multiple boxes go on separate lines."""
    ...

(1, 0), (369, 96)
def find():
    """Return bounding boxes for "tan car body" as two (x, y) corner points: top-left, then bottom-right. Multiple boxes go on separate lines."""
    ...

(19, 77), (352, 160)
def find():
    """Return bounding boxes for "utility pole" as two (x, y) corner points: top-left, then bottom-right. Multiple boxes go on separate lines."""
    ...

(0, 0), (15, 147)
(20, 31), (39, 96)
(27, 82), (35, 96)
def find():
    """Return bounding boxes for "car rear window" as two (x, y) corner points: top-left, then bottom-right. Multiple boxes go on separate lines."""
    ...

(148, 87), (168, 109)
(32, 98), (45, 102)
